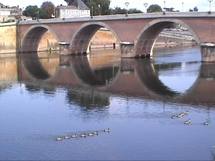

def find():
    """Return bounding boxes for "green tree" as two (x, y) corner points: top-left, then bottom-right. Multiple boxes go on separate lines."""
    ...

(193, 6), (198, 12)
(110, 7), (127, 14)
(110, 7), (142, 15)
(40, 1), (55, 19)
(82, 0), (110, 15)
(38, 8), (48, 19)
(147, 4), (162, 13)
(23, 5), (39, 18)
(128, 8), (143, 14)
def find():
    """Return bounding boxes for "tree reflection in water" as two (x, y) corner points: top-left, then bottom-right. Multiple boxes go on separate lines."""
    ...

(66, 89), (110, 110)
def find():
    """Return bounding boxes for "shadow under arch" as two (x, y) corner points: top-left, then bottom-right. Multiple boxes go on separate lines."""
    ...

(135, 19), (201, 57)
(21, 25), (59, 53)
(66, 56), (120, 87)
(70, 22), (120, 55)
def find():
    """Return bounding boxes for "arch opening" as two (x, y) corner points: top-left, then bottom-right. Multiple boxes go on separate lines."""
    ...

(21, 26), (59, 54)
(135, 20), (202, 95)
(135, 20), (200, 58)
(70, 23), (120, 55)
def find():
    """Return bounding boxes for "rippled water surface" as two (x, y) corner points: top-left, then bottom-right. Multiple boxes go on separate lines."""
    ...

(0, 48), (215, 160)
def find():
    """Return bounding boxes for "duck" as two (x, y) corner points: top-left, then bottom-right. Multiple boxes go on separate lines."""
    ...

(93, 131), (99, 135)
(177, 112), (188, 118)
(184, 119), (192, 125)
(80, 133), (87, 138)
(88, 132), (95, 136)
(203, 121), (209, 126)
(71, 134), (78, 138)
(104, 128), (111, 133)
(64, 136), (71, 139)
(171, 115), (177, 119)
(56, 137), (64, 141)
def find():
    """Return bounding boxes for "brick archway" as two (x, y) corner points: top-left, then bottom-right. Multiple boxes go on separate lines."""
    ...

(21, 25), (59, 53)
(135, 19), (201, 57)
(70, 22), (120, 55)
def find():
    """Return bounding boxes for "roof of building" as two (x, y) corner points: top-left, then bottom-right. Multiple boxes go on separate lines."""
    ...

(76, 0), (89, 10)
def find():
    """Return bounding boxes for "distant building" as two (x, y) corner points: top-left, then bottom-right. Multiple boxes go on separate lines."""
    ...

(0, 3), (22, 22)
(55, 0), (90, 19)
(163, 7), (175, 12)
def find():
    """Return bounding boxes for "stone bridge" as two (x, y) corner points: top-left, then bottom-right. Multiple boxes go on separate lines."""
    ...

(18, 12), (215, 62)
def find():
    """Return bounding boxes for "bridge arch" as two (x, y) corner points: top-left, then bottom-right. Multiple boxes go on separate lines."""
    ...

(70, 22), (120, 55)
(135, 19), (201, 57)
(21, 25), (59, 53)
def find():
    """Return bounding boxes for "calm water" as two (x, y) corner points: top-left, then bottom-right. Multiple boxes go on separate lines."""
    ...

(0, 47), (215, 160)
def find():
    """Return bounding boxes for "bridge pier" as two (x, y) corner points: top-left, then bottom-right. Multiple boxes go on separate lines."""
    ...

(201, 43), (215, 62)
(120, 42), (135, 58)
(59, 42), (71, 55)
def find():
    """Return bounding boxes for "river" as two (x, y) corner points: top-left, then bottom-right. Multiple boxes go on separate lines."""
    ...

(0, 47), (215, 160)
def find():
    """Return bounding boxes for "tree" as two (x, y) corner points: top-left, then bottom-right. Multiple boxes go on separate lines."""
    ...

(110, 7), (142, 15)
(128, 8), (143, 14)
(193, 6), (198, 12)
(40, 1), (55, 19)
(110, 7), (127, 14)
(147, 4), (162, 13)
(82, 0), (110, 15)
(23, 5), (39, 18)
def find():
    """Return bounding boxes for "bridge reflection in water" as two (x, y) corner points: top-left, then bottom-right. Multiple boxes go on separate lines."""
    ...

(9, 48), (214, 108)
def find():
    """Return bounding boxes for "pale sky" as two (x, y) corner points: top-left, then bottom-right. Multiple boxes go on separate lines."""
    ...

(0, 0), (212, 12)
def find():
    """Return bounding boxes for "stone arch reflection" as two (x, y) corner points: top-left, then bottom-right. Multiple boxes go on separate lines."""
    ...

(135, 59), (179, 97)
(19, 53), (59, 80)
(68, 56), (120, 87)
(134, 58), (201, 98)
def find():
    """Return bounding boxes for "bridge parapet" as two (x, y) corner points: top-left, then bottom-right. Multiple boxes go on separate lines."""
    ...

(18, 12), (215, 25)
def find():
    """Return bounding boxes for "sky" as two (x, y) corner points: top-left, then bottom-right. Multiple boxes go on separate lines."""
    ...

(0, 0), (212, 12)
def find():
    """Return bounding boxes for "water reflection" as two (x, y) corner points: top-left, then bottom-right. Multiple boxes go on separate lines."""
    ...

(67, 56), (120, 87)
(153, 47), (201, 93)
(18, 53), (59, 80)
(66, 89), (110, 109)
(8, 49), (215, 107)
(135, 59), (179, 97)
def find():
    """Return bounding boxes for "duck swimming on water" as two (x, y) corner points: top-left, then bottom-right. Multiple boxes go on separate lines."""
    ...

(88, 132), (95, 136)
(64, 136), (71, 139)
(104, 128), (111, 133)
(93, 131), (99, 135)
(56, 137), (64, 141)
(184, 119), (192, 125)
(80, 133), (87, 138)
